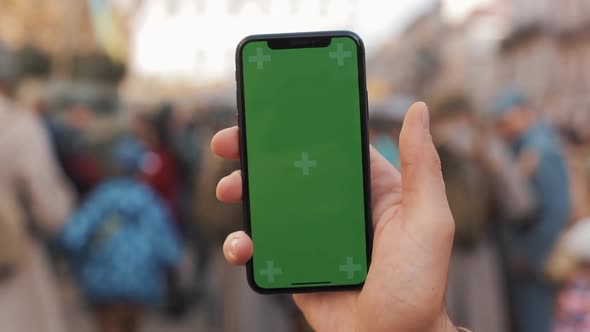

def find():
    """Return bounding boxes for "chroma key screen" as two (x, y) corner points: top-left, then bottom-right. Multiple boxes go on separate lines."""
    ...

(240, 36), (369, 290)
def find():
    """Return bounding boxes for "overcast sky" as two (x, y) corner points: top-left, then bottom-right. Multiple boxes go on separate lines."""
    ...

(127, 0), (436, 83)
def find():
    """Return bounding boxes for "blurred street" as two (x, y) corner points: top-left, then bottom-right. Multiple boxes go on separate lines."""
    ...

(0, 0), (589, 332)
(57, 251), (296, 332)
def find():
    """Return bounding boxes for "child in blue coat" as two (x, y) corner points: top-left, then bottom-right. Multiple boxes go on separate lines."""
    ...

(60, 137), (181, 332)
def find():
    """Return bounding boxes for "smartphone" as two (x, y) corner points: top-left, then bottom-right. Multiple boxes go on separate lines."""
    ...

(236, 31), (372, 293)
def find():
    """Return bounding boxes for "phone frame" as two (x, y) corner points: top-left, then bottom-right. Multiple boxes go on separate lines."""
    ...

(235, 30), (373, 294)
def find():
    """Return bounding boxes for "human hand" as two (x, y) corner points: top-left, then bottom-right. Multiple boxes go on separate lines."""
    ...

(211, 102), (457, 332)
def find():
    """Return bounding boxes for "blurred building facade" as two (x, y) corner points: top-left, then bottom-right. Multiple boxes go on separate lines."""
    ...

(0, 0), (95, 54)
(499, 0), (590, 139)
(369, 0), (590, 140)
(0, 0), (97, 75)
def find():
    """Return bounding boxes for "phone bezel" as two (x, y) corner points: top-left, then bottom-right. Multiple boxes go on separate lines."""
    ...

(235, 30), (373, 294)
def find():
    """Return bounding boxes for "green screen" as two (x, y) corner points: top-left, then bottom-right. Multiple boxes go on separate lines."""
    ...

(241, 36), (368, 290)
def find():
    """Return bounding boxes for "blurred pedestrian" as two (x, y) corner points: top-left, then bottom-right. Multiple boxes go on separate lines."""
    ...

(560, 128), (590, 223)
(59, 137), (181, 332)
(58, 104), (103, 199)
(431, 94), (534, 332)
(14, 81), (103, 200)
(0, 43), (75, 332)
(166, 107), (209, 313)
(133, 104), (197, 317)
(546, 218), (590, 331)
(133, 110), (181, 229)
(494, 89), (571, 332)
(168, 107), (203, 229)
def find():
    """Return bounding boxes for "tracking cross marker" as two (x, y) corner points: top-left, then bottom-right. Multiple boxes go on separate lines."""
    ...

(249, 47), (271, 69)
(329, 43), (352, 66)
(260, 260), (283, 283)
(339, 256), (361, 280)
(294, 152), (317, 176)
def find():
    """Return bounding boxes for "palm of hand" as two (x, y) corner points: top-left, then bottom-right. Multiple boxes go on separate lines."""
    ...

(294, 147), (454, 332)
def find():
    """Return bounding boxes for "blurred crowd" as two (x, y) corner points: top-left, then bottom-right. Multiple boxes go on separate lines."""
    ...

(0, 43), (309, 332)
(2, 55), (589, 332)
(370, 90), (590, 332)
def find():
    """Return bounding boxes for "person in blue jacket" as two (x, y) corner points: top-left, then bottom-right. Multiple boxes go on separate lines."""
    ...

(494, 89), (571, 332)
(60, 136), (181, 332)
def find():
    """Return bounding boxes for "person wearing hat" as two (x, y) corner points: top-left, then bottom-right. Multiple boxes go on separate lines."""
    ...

(430, 93), (536, 332)
(0, 42), (75, 332)
(59, 137), (181, 332)
(546, 217), (590, 331)
(494, 89), (571, 332)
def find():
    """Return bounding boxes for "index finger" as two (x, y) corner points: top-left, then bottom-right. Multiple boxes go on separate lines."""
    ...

(211, 126), (240, 160)
(223, 230), (253, 265)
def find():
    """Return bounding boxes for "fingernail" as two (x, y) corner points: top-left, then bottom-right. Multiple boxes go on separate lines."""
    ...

(229, 238), (239, 257)
(216, 177), (227, 200)
(219, 175), (228, 186)
(420, 102), (430, 131)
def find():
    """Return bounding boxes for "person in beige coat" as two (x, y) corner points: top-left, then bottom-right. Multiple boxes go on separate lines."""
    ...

(0, 49), (74, 332)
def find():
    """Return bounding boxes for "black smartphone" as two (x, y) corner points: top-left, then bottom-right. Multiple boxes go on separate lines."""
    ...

(235, 31), (372, 293)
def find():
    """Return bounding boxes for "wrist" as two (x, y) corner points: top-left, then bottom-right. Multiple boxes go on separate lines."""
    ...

(424, 311), (458, 332)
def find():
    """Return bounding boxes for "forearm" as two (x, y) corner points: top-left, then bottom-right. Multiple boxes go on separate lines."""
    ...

(433, 309), (472, 332)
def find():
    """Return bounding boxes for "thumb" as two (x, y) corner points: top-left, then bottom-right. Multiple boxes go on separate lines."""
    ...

(399, 102), (447, 212)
